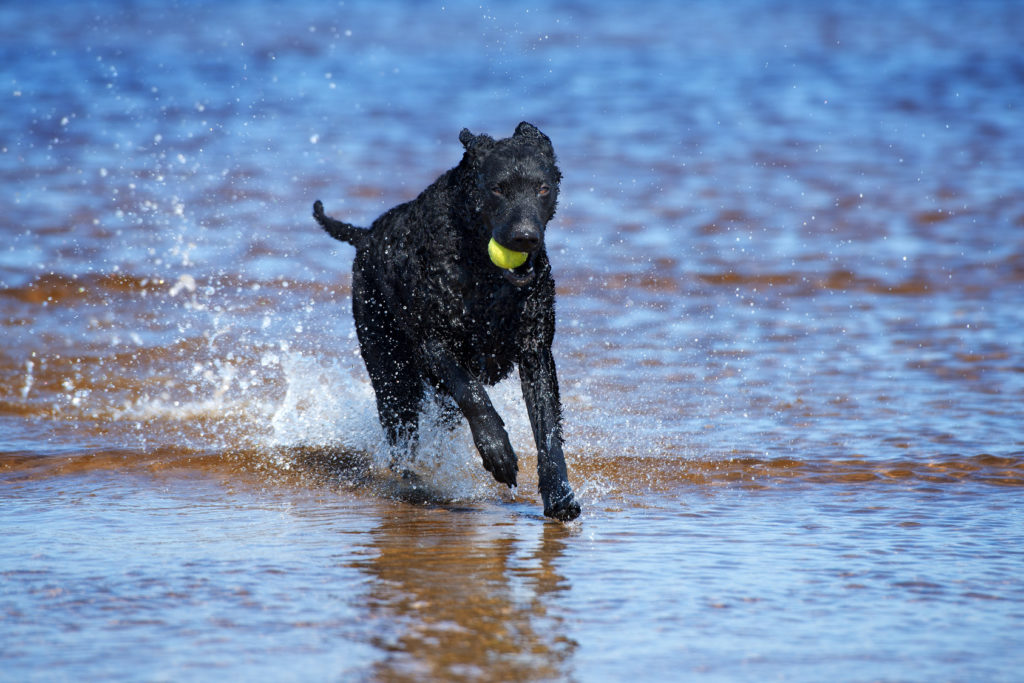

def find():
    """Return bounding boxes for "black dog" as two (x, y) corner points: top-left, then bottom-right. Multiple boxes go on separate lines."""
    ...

(312, 122), (580, 521)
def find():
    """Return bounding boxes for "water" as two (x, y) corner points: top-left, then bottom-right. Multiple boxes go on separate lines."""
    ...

(3, 0), (1024, 680)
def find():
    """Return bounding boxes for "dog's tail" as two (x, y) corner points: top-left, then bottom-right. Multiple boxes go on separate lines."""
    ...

(313, 200), (368, 248)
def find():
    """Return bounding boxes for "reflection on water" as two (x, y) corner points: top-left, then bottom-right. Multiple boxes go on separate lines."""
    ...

(5, 461), (1022, 681)
(3, 0), (1024, 680)
(356, 512), (574, 682)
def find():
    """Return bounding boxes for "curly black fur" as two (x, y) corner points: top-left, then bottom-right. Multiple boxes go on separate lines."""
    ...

(313, 122), (580, 521)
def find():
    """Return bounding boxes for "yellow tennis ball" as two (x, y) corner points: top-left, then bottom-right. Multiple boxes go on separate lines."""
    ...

(487, 238), (528, 270)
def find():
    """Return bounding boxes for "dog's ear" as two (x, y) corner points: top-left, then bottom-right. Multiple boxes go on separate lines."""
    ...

(514, 121), (542, 138)
(514, 121), (554, 156)
(460, 128), (494, 157)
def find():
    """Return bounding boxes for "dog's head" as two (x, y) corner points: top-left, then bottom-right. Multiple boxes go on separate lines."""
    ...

(460, 122), (561, 286)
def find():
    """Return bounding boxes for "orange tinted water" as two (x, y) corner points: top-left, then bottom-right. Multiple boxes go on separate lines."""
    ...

(3, 0), (1024, 680)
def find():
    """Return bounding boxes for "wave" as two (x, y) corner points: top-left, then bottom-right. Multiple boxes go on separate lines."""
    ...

(4, 439), (1022, 506)
(0, 271), (351, 306)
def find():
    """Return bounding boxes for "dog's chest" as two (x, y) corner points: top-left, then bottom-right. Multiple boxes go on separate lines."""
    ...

(457, 284), (527, 378)
(461, 284), (525, 338)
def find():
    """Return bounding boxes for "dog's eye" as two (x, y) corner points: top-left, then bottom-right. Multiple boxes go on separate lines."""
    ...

(538, 184), (550, 197)
(490, 185), (503, 197)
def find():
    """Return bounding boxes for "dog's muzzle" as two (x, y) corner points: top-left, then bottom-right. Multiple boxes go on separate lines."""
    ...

(501, 250), (537, 286)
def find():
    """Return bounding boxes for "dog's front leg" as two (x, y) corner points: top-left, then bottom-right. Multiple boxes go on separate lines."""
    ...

(420, 341), (519, 488)
(519, 347), (581, 522)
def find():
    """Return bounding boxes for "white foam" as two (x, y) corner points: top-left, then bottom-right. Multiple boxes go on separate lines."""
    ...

(266, 351), (381, 453)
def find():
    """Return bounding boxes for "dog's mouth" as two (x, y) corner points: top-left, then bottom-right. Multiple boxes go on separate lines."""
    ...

(488, 236), (539, 286)
(501, 250), (537, 286)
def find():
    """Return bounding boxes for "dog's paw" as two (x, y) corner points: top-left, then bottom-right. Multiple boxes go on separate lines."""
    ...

(477, 438), (519, 488)
(469, 418), (519, 487)
(543, 487), (581, 522)
(483, 450), (519, 489)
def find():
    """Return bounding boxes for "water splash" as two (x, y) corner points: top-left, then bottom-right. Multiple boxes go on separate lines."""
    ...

(20, 360), (34, 400)
(262, 350), (537, 503)
(266, 351), (380, 453)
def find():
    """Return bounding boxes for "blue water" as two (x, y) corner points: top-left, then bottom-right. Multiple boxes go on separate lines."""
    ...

(3, 1), (1024, 681)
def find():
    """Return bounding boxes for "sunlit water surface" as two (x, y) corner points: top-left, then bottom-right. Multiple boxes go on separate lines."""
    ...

(2, 1), (1023, 680)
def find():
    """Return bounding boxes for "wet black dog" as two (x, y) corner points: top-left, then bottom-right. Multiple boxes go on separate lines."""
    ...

(312, 122), (580, 521)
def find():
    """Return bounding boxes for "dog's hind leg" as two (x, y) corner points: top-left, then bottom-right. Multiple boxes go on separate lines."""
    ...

(361, 339), (421, 447)
(352, 283), (423, 468)
(361, 339), (423, 475)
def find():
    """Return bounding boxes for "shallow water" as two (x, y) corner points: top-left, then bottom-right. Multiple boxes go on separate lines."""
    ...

(3, 0), (1024, 680)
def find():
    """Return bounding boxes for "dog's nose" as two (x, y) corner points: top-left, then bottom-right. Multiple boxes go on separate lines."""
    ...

(504, 227), (540, 253)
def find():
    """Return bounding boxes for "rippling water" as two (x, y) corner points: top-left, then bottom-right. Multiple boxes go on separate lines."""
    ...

(3, 1), (1024, 680)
